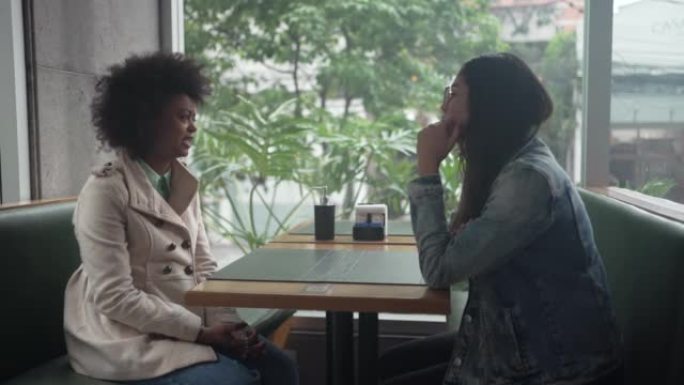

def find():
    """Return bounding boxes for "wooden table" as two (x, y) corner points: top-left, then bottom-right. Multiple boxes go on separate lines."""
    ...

(186, 226), (449, 385)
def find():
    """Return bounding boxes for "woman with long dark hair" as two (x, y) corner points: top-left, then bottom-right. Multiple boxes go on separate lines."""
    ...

(380, 53), (623, 385)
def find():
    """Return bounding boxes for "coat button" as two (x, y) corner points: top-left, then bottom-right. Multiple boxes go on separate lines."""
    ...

(464, 314), (472, 323)
(154, 219), (164, 227)
(181, 240), (191, 249)
(454, 357), (462, 367)
(184, 265), (194, 275)
(162, 265), (172, 274)
(167, 243), (176, 251)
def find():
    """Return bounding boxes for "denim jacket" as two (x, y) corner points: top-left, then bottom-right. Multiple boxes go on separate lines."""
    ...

(408, 138), (622, 385)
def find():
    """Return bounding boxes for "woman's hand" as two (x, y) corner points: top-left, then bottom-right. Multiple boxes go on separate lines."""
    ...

(196, 322), (266, 360)
(416, 121), (461, 176)
(235, 324), (266, 360)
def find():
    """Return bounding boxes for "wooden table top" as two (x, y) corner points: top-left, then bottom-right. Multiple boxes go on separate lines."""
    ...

(185, 223), (448, 315)
(186, 279), (449, 314)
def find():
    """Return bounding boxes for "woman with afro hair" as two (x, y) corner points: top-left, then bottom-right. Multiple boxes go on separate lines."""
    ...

(63, 52), (298, 385)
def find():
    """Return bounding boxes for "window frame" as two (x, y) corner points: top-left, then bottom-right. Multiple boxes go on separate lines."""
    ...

(160, 0), (185, 54)
(581, 0), (613, 188)
(0, 0), (30, 204)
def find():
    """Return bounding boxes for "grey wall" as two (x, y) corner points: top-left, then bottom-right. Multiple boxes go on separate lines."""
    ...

(33, 0), (160, 198)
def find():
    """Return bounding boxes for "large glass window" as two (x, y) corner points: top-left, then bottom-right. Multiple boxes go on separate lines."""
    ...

(184, 0), (585, 258)
(609, 0), (684, 203)
(491, 0), (584, 178)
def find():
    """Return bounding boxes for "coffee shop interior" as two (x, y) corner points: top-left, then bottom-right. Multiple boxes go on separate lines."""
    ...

(1, 1), (684, 385)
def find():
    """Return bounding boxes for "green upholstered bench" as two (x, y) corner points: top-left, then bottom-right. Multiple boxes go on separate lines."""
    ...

(0, 199), (293, 385)
(580, 189), (684, 385)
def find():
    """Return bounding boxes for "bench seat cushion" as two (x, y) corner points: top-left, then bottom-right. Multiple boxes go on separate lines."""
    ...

(2, 309), (293, 385)
(2, 356), (113, 385)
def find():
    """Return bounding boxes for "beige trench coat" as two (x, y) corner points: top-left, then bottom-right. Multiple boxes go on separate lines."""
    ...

(64, 152), (238, 381)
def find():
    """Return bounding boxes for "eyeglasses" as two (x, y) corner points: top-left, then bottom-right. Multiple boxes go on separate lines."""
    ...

(442, 79), (456, 106)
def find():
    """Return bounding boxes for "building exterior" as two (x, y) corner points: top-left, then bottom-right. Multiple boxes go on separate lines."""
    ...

(607, 0), (684, 202)
(494, 0), (684, 202)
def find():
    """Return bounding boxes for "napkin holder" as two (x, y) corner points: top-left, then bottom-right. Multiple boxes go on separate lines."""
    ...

(352, 204), (388, 241)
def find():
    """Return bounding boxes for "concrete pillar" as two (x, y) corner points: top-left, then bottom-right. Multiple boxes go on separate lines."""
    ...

(32, 0), (160, 198)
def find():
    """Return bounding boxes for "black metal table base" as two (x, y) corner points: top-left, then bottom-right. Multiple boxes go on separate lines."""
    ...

(327, 311), (354, 385)
(326, 311), (380, 385)
(358, 312), (379, 385)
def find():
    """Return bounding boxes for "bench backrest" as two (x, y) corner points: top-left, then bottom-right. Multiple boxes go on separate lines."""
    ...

(3, 192), (682, 382)
(0, 201), (79, 381)
(579, 189), (684, 385)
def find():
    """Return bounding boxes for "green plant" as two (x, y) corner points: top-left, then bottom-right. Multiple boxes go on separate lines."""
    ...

(440, 152), (465, 213)
(302, 112), (418, 217)
(192, 97), (315, 252)
(193, 95), (448, 248)
(185, 0), (499, 244)
(639, 177), (677, 198)
(185, 0), (504, 120)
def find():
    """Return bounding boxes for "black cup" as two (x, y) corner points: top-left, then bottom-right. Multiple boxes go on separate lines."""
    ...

(314, 205), (335, 240)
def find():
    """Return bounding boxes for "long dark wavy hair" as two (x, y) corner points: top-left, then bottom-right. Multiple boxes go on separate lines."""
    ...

(451, 53), (553, 230)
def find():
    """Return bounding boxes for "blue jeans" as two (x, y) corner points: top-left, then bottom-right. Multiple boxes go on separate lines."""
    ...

(121, 338), (298, 385)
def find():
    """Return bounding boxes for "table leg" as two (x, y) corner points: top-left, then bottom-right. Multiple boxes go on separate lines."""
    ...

(326, 312), (333, 385)
(327, 311), (354, 385)
(358, 312), (379, 385)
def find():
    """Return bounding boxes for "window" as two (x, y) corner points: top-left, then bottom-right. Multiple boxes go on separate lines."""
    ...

(184, 0), (587, 259)
(609, 0), (684, 205)
(491, 0), (584, 179)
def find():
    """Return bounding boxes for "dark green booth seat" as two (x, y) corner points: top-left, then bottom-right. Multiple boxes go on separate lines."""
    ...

(0, 200), (293, 385)
(579, 189), (684, 385)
